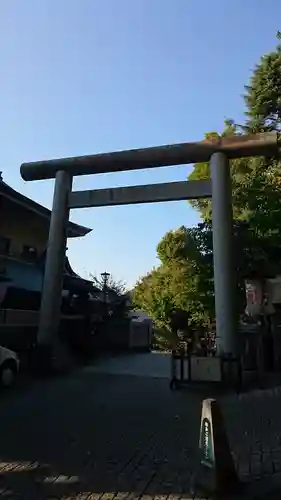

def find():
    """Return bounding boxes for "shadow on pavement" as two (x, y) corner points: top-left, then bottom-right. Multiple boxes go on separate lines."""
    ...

(0, 371), (204, 499)
(0, 369), (280, 499)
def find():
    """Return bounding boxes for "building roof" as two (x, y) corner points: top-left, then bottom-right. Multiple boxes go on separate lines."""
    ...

(64, 257), (100, 294)
(0, 176), (92, 238)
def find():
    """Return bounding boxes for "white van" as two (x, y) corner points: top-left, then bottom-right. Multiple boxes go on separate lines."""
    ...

(0, 346), (20, 387)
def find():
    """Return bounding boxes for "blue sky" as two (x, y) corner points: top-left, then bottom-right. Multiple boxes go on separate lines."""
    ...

(0, 1), (280, 287)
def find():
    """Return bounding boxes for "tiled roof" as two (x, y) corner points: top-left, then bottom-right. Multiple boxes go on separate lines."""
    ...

(0, 178), (92, 238)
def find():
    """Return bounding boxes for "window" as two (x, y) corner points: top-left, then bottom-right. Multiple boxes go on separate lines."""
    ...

(22, 245), (38, 261)
(0, 236), (10, 255)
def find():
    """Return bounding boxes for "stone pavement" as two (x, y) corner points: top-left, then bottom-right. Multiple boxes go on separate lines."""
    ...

(82, 352), (172, 379)
(0, 353), (280, 499)
(221, 386), (281, 498)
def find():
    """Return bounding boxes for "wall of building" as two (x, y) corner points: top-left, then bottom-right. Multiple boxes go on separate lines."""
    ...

(0, 192), (88, 300)
(5, 260), (43, 292)
(0, 259), (43, 305)
(0, 196), (49, 258)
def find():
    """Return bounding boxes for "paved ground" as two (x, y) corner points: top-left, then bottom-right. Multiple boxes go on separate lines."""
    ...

(0, 352), (280, 499)
(83, 352), (171, 379)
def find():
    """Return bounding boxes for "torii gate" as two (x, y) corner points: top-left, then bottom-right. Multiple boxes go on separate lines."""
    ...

(20, 132), (279, 362)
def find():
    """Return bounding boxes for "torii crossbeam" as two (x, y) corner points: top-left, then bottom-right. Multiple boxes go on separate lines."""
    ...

(21, 132), (280, 363)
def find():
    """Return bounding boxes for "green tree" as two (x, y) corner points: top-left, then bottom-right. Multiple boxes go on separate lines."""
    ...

(244, 35), (281, 132)
(89, 273), (126, 296)
(133, 226), (215, 333)
(188, 36), (281, 279)
(133, 267), (175, 329)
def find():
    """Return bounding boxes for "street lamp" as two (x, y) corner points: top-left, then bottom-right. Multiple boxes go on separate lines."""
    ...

(101, 271), (110, 309)
(101, 271), (110, 288)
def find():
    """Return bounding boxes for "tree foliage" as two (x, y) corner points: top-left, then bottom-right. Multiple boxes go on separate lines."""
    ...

(89, 273), (126, 296)
(188, 36), (281, 278)
(89, 273), (129, 322)
(244, 37), (281, 132)
(133, 226), (214, 331)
